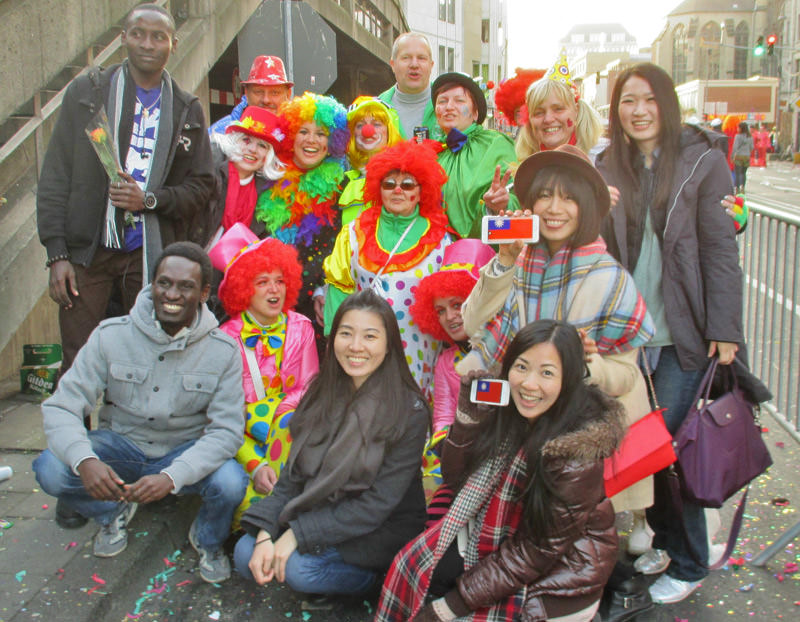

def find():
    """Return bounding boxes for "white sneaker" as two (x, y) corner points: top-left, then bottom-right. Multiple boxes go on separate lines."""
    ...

(708, 542), (727, 566)
(649, 574), (701, 604)
(627, 517), (654, 556)
(634, 548), (670, 575)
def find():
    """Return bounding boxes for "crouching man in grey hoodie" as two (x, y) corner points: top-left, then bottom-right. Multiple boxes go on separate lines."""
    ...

(33, 242), (247, 583)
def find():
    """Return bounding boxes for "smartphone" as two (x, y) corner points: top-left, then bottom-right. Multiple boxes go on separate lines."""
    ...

(470, 378), (510, 406)
(413, 126), (429, 143)
(481, 214), (539, 245)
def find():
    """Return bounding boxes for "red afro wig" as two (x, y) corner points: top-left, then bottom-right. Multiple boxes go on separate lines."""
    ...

(218, 238), (303, 317)
(494, 68), (546, 126)
(409, 270), (477, 342)
(363, 140), (448, 224)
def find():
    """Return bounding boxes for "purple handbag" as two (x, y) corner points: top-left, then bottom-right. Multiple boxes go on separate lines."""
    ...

(672, 358), (772, 508)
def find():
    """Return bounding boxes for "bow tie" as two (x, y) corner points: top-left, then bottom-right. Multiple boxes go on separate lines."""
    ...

(241, 313), (285, 350)
(445, 128), (468, 153)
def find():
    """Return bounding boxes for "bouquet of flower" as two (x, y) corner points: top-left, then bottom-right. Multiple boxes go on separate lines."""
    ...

(85, 108), (122, 184)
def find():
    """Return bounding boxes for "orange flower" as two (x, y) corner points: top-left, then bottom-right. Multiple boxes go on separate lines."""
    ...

(89, 128), (107, 143)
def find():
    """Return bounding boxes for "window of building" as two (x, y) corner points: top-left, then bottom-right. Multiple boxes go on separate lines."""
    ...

(699, 21), (721, 81)
(612, 32), (625, 42)
(439, 0), (455, 24)
(473, 61), (480, 77)
(671, 24), (687, 84)
(589, 33), (604, 43)
(482, 19), (490, 43)
(439, 45), (446, 72)
(734, 21), (749, 79)
(354, 0), (387, 39)
(447, 47), (455, 71)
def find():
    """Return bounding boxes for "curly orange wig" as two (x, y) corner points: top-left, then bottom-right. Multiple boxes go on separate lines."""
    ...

(494, 68), (546, 126)
(218, 238), (303, 317)
(363, 140), (447, 221)
(409, 270), (476, 342)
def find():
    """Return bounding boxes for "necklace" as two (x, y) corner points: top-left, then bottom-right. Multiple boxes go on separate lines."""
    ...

(136, 92), (162, 119)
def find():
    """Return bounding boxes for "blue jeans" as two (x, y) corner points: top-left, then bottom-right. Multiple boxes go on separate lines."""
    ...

(33, 429), (247, 551)
(234, 533), (376, 595)
(644, 346), (708, 582)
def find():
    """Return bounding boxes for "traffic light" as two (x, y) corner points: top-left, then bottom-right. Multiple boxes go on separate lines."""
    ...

(767, 34), (777, 55)
(754, 36), (765, 56)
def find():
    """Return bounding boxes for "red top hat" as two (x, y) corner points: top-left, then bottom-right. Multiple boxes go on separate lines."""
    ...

(241, 55), (293, 88)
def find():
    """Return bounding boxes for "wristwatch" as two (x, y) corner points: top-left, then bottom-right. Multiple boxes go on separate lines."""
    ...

(144, 191), (157, 210)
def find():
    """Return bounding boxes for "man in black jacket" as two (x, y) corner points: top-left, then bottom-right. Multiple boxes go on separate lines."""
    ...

(36, 2), (215, 528)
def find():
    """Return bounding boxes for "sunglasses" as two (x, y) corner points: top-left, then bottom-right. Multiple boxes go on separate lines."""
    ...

(381, 177), (418, 191)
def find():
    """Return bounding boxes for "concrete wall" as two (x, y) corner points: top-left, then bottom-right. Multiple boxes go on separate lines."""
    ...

(0, 0), (139, 123)
(0, 0), (262, 386)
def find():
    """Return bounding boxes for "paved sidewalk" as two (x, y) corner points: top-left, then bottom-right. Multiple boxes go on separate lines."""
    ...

(1, 390), (798, 621)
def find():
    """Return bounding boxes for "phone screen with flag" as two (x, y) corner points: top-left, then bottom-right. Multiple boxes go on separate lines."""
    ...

(481, 215), (539, 244)
(470, 378), (510, 406)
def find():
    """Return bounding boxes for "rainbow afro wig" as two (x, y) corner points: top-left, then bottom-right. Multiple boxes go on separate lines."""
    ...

(278, 92), (349, 160)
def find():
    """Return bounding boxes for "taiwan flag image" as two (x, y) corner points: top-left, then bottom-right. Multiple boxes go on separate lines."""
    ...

(484, 216), (538, 242)
(475, 379), (504, 403)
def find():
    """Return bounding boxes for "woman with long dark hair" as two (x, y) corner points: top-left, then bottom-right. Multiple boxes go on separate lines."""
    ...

(596, 62), (767, 605)
(732, 121), (754, 194)
(376, 319), (625, 622)
(233, 289), (429, 602)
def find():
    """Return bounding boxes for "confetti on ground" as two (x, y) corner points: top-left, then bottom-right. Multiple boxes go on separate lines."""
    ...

(135, 531), (149, 538)
(176, 580), (192, 587)
(738, 583), (754, 592)
(65, 541), (77, 550)
(772, 497), (790, 506)
(126, 550), (182, 618)
(15, 570), (26, 582)
(785, 562), (798, 574)
(775, 441), (785, 448)
(41, 504), (49, 510)
(91, 573), (106, 584)
(302, 613), (311, 621)
(0, 518), (13, 529)
(209, 612), (221, 620)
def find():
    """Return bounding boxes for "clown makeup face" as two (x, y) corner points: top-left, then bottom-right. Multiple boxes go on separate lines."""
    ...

(354, 114), (388, 154)
(435, 86), (478, 133)
(530, 91), (578, 150)
(293, 121), (329, 169)
(380, 171), (420, 216)
(248, 270), (287, 326)
(433, 296), (467, 342)
(233, 135), (270, 177)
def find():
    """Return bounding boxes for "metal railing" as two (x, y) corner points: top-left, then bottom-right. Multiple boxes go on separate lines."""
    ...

(741, 199), (800, 443)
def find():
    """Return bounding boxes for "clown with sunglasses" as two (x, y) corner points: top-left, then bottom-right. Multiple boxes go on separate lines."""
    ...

(323, 140), (452, 396)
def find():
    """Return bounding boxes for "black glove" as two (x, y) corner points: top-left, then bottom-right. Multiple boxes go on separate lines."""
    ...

(457, 369), (496, 424)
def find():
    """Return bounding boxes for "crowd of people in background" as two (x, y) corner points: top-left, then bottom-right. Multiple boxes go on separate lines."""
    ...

(33, 3), (772, 621)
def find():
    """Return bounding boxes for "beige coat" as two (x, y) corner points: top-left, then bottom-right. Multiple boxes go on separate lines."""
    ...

(457, 255), (653, 512)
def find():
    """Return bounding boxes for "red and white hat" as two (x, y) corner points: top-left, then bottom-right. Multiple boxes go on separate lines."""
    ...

(241, 55), (293, 88)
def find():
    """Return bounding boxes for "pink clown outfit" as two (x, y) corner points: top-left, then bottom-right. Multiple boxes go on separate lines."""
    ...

(209, 224), (319, 527)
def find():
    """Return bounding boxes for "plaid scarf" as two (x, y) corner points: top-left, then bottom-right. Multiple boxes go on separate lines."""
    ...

(376, 450), (528, 622)
(475, 238), (653, 369)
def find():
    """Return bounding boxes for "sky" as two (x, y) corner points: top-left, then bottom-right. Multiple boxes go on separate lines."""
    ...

(506, 0), (681, 71)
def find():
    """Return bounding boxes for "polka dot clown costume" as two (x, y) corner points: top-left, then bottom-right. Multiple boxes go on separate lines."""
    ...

(209, 223), (319, 528)
(323, 140), (452, 396)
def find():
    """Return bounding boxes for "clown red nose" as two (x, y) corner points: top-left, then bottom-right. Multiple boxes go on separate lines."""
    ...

(360, 123), (376, 138)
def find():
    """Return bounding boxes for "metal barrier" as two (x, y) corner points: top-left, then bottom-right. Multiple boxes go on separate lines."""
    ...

(741, 199), (800, 443)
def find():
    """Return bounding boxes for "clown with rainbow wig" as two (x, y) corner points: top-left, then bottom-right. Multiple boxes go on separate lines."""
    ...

(254, 92), (349, 355)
